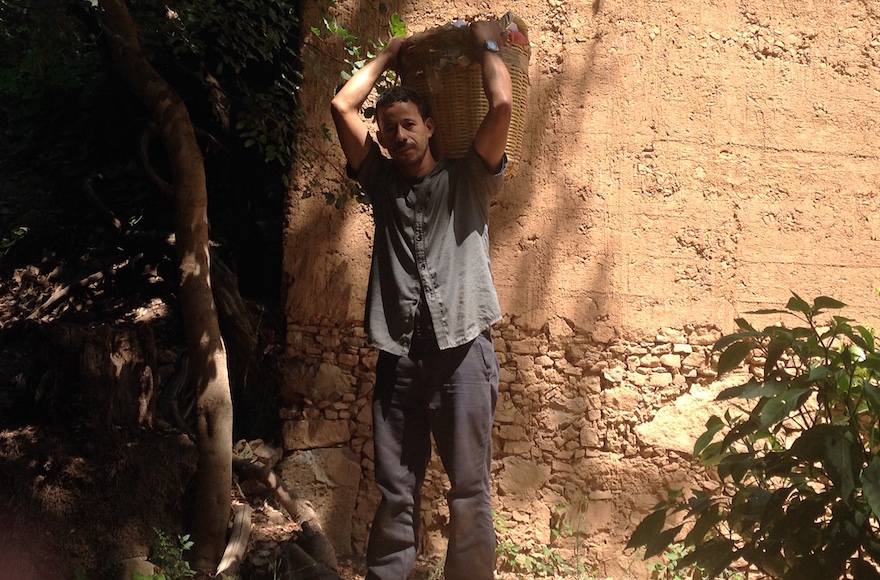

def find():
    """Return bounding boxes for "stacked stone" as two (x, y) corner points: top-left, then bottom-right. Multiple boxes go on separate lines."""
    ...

(281, 318), (725, 568)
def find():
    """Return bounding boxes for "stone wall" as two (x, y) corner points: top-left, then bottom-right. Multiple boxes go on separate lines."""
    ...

(281, 316), (744, 578)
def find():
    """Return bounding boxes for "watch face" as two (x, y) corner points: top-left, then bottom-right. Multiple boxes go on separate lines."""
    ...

(485, 39), (500, 52)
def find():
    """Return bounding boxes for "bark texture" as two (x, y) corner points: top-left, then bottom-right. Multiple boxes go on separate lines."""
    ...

(99, 0), (233, 572)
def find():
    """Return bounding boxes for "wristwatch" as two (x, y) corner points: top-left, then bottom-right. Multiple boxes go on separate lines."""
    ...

(483, 39), (500, 52)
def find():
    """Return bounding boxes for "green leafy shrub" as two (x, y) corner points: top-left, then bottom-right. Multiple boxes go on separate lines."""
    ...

(134, 528), (196, 580)
(494, 509), (594, 578)
(628, 294), (880, 579)
(302, 6), (407, 207)
(0, 1), (105, 182)
(647, 543), (744, 580)
(131, 0), (303, 170)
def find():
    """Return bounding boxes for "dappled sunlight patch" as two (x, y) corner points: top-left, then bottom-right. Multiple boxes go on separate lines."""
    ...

(131, 296), (173, 323)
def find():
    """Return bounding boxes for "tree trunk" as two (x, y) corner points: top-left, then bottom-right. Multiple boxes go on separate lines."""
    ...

(99, 0), (233, 573)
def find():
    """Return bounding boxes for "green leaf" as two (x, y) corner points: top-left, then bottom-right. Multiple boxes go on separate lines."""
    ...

(863, 383), (880, 415)
(694, 415), (725, 457)
(717, 340), (756, 375)
(720, 416), (762, 450)
(785, 554), (838, 580)
(683, 505), (722, 546)
(714, 331), (756, 352)
(716, 384), (747, 400)
(764, 338), (788, 376)
(789, 326), (816, 340)
(835, 320), (870, 352)
(744, 374), (789, 397)
(862, 456), (880, 518)
(786, 292), (811, 316)
(699, 440), (726, 465)
(790, 425), (859, 500)
(728, 487), (772, 534)
(826, 502), (866, 566)
(805, 364), (833, 382)
(825, 434), (860, 502)
(717, 376), (788, 401)
(762, 485), (795, 526)
(718, 452), (755, 484)
(863, 536), (880, 567)
(679, 537), (737, 578)
(863, 356), (880, 375)
(761, 451), (799, 478)
(759, 387), (810, 428)
(389, 13), (406, 37)
(856, 325), (876, 352)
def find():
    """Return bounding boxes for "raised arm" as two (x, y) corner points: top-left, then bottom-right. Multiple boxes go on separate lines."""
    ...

(470, 21), (513, 173)
(330, 37), (404, 173)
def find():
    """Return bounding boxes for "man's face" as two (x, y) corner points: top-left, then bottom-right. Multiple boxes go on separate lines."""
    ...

(376, 100), (435, 177)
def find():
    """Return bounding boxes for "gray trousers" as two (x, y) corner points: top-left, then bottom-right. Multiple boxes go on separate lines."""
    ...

(366, 330), (499, 580)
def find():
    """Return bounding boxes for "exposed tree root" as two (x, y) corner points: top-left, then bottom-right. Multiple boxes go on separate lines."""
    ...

(232, 459), (340, 579)
(215, 503), (253, 579)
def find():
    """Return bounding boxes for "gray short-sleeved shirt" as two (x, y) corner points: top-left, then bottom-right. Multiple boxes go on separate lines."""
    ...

(350, 139), (506, 356)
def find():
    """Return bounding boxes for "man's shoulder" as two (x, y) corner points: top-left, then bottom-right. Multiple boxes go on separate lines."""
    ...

(444, 146), (507, 182)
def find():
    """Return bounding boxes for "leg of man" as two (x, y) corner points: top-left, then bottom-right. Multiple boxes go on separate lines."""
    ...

(429, 330), (499, 580)
(366, 349), (432, 580)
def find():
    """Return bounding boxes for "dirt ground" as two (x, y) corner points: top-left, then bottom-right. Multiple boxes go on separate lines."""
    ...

(0, 170), (195, 578)
(0, 174), (501, 580)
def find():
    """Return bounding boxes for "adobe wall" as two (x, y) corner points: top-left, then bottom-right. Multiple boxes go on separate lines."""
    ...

(282, 0), (880, 576)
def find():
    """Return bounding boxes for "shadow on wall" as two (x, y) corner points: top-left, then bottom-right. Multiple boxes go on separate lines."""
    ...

(282, 199), (355, 323)
(492, 0), (615, 335)
(282, 0), (405, 325)
(285, 1), (620, 331)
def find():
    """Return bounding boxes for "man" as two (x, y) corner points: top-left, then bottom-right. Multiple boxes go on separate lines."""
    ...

(330, 20), (512, 580)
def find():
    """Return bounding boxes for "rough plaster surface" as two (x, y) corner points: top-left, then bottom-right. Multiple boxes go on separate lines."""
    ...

(286, 0), (880, 334)
(283, 0), (880, 575)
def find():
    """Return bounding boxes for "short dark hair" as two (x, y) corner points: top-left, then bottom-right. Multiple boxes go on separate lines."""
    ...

(376, 86), (431, 123)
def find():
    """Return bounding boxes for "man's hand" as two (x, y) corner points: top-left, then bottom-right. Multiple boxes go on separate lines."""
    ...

(470, 20), (505, 49)
(382, 35), (406, 69)
(331, 35), (408, 173)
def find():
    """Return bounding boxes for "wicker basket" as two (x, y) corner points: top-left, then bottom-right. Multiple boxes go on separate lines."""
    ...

(396, 15), (531, 179)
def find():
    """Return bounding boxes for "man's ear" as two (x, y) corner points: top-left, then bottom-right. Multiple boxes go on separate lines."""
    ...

(425, 116), (435, 138)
